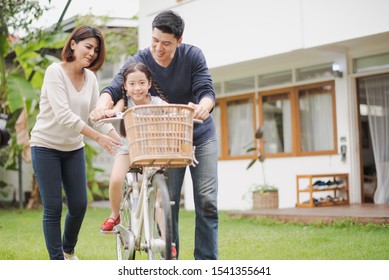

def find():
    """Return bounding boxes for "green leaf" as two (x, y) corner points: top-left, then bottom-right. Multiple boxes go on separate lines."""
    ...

(0, 33), (10, 58)
(7, 73), (38, 113)
(246, 158), (257, 170)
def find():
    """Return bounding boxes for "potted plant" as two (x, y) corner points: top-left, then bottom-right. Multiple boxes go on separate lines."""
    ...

(246, 126), (278, 209)
(249, 184), (278, 210)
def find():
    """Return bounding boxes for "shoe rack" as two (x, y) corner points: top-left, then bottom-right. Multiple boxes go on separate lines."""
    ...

(296, 173), (349, 207)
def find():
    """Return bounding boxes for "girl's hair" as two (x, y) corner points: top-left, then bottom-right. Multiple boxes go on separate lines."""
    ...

(61, 25), (106, 72)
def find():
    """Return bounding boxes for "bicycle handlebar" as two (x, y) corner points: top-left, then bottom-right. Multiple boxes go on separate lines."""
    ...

(97, 111), (203, 125)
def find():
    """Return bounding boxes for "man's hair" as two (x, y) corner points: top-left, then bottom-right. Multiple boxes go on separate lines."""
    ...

(152, 10), (185, 40)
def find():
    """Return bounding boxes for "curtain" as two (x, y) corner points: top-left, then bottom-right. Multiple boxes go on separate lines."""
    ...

(263, 95), (292, 154)
(363, 74), (389, 204)
(282, 101), (292, 152)
(227, 100), (254, 156)
(299, 92), (333, 151)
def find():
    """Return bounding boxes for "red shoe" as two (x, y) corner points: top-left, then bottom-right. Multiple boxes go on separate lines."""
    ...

(100, 216), (120, 231)
(171, 245), (177, 260)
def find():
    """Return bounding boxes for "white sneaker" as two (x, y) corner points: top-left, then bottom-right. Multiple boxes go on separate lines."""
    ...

(64, 252), (79, 260)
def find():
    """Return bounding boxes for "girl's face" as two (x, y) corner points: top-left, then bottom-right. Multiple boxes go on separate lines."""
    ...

(71, 37), (99, 67)
(123, 70), (152, 105)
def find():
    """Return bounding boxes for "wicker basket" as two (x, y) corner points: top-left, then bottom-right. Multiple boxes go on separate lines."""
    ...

(123, 105), (195, 167)
(253, 191), (279, 210)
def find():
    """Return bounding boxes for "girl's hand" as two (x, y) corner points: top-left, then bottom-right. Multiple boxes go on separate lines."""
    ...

(90, 101), (114, 121)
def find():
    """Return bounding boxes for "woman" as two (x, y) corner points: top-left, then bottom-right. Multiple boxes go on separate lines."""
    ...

(30, 25), (119, 260)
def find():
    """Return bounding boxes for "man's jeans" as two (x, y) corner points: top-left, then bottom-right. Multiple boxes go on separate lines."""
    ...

(31, 146), (88, 260)
(167, 137), (218, 260)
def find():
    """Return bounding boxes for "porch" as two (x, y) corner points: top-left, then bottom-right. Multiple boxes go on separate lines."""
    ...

(229, 203), (389, 225)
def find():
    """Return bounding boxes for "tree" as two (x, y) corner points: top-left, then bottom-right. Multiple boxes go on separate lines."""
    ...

(1, 0), (69, 168)
(0, 0), (139, 206)
(0, 0), (69, 207)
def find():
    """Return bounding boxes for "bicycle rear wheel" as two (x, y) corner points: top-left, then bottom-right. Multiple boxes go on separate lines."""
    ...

(116, 180), (136, 260)
(146, 173), (173, 260)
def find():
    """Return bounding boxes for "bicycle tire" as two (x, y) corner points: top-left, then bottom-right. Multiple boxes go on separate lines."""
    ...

(146, 173), (173, 260)
(116, 179), (136, 260)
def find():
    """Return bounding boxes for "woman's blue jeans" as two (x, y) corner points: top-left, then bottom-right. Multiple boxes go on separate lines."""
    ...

(167, 137), (219, 260)
(31, 146), (88, 260)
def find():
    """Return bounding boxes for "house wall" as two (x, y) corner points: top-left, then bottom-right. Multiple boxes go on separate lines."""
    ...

(138, 0), (389, 210)
(138, 0), (389, 68)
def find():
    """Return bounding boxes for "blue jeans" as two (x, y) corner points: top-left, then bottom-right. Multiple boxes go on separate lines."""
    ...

(167, 137), (218, 260)
(31, 146), (88, 260)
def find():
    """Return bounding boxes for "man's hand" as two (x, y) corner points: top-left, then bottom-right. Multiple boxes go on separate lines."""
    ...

(188, 97), (214, 120)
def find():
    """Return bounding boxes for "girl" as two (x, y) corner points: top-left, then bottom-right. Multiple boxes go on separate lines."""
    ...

(100, 62), (167, 231)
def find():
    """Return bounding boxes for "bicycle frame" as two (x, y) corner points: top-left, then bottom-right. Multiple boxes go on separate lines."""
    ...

(115, 166), (170, 260)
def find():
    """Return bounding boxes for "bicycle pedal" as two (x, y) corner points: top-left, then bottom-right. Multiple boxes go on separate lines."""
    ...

(100, 229), (118, 236)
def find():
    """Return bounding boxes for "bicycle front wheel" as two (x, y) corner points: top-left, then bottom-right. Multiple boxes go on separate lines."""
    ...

(146, 173), (173, 260)
(116, 180), (136, 260)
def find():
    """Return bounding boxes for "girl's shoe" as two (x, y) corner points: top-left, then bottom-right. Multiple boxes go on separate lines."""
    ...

(100, 216), (120, 231)
(171, 245), (177, 260)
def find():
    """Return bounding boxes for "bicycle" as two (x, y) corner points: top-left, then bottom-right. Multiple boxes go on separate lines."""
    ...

(100, 105), (197, 260)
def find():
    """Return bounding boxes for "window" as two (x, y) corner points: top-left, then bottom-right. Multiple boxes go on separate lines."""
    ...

(224, 77), (255, 93)
(258, 70), (292, 88)
(258, 81), (337, 158)
(215, 80), (337, 159)
(261, 91), (293, 155)
(297, 83), (336, 154)
(296, 63), (333, 81)
(215, 94), (256, 159)
(353, 52), (389, 73)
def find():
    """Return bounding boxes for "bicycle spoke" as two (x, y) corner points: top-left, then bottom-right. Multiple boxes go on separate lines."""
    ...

(116, 180), (136, 260)
(146, 173), (173, 260)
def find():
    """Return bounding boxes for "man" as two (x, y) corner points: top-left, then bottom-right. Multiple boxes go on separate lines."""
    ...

(91, 10), (218, 260)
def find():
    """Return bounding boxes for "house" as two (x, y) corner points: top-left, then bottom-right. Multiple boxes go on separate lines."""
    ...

(3, 0), (389, 211)
(137, 0), (389, 210)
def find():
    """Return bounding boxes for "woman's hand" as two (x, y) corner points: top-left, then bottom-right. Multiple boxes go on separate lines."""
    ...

(96, 134), (121, 155)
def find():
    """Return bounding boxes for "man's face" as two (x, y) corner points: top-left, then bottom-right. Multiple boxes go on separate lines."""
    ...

(151, 27), (182, 66)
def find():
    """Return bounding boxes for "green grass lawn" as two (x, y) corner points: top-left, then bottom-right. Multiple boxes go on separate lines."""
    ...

(0, 206), (388, 260)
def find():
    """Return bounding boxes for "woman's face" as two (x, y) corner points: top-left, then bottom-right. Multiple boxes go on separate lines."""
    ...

(71, 37), (99, 67)
(124, 70), (152, 105)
